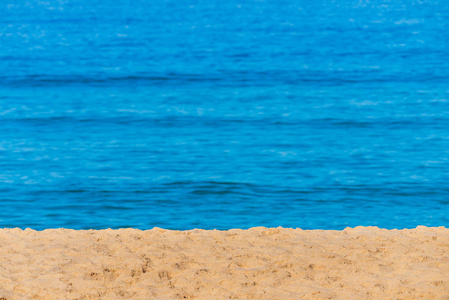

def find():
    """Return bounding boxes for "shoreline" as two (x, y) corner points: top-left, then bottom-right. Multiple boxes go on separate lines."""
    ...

(0, 226), (448, 299)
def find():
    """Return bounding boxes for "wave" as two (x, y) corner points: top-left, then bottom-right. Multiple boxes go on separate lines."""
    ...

(1, 70), (447, 87)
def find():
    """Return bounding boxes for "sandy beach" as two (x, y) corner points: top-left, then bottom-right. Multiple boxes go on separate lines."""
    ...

(0, 226), (448, 299)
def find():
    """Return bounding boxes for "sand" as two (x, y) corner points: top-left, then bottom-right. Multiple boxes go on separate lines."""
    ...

(0, 226), (448, 299)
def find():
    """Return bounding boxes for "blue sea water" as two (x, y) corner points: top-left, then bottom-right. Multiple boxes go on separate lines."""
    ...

(1, 0), (449, 230)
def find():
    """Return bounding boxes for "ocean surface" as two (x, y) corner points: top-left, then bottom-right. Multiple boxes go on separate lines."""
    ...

(1, 0), (449, 230)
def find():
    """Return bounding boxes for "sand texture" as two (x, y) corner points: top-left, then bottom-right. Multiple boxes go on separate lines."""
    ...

(0, 226), (449, 299)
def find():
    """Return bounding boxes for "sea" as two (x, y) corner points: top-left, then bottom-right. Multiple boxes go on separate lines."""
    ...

(1, 0), (449, 230)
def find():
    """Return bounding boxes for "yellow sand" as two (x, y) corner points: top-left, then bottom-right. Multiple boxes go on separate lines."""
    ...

(0, 226), (448, 299)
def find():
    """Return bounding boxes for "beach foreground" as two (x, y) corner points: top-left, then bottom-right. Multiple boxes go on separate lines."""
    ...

(0, 226), (448, 299)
